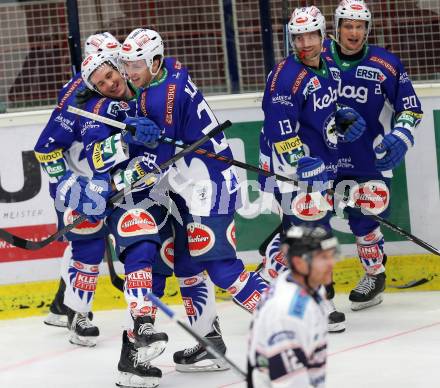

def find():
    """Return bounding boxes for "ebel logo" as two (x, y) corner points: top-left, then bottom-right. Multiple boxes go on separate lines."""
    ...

(312, 86), (337, 111)
(303, 76), (321, 98)
(355, 66), (386, 82)
(271, 94), (293, 106)
(329, 67), (341, 81)
(338, 82), (368, 103)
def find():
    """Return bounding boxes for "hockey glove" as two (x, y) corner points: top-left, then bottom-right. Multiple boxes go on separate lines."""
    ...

(296, 156), (332, 211)
(122, 117), (161, 148)
(374, 127), (414, 171)
(81, 173), (113, 222)
(55, 171), (87, 211)
(335, 106), (366, 143)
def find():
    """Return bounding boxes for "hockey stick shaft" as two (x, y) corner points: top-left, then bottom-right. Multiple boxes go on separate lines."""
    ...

(147, 292), (247, 379)
(105, 235), (124, 292)
(0, 119), (231, 250)
(66, 106), (440, 256)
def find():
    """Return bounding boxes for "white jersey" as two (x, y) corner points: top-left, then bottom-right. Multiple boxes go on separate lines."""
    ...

(248, 272), (328, 387)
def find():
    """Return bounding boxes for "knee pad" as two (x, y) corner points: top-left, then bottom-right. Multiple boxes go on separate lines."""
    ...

(178, 272), (217, 337)
(123, 241), (158, 274)
(356, 227), (385, 275)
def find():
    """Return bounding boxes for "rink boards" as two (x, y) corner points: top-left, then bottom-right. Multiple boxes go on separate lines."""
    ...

(1, 87), (440, 319)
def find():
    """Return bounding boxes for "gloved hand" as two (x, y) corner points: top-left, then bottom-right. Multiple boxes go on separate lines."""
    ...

(374, 127), (414, 171)
(335, 106), (366, 142)
(81, 173), (113, 222)
(296, 156), (331, 211)
(122, 117), (161, 147)
(55, 172), (112, 222)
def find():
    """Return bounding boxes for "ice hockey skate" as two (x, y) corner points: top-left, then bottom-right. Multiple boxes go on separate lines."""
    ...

(116, 331), (162, 388)
(44, 279), (68, 327)
(349, 272), (386, 311)
(67, 307), (99, 347)
(131, 315), (168, 363)
(173, 317), (229, 372)
(327, 299), (346, 333)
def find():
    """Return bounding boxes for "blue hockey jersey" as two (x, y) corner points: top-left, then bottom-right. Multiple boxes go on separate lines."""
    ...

(323, 39), (423, 177)
(260, 54), (340, 194)
(34, 73), (91, 198)
(135, 58), (239, 216)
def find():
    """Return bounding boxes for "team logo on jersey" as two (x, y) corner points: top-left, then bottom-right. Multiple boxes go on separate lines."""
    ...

(329, 67), (341, 81)
(271, 94), (293, 106)
(292, 68), (308, 94)
(160, 236), (174, 270)
(303, 76), (321, 98)
(64, 209), (103, 235)
(117, 209), (158, 237)
(369, 56), (397, 77)
(322, 112), (338, 149)
(187, 222), (215, 256)
(313, 86), (338, 111)
(226, 221), (236, 249)
(399, 72), (410, 84)
(337, 83), (368, 103)
(165, 84), (176, 125)
(35, 149), (63, 163)
(291, 192), (332, 221)
(355, 66), (387, 82)
(270, 60), (286, 92)
(350, 181), (389, 215)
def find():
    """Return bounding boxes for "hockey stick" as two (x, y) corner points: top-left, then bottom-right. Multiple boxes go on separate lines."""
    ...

(282, 0), (290, 58)
(67, 106), (440, 257)
(0, 119), (232, 250)
(105, 234), (124, 292)
(147, 292), (247, 379)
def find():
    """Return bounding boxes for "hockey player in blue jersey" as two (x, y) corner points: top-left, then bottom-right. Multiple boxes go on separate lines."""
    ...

(325, 0), (423, 310)
(256, 6), (367, 333)
(118, 28), (268, 371)
(34, 32), (120, 335)
(63, 51), (177, 387)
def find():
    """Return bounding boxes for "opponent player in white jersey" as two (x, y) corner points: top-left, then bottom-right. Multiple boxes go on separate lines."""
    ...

(248, 225), (339, 387)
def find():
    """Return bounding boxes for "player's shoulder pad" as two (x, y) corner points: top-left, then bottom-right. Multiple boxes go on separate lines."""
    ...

(288, 286), (311, 319)
(57, 73), (84, 110)
(367, 45), (402, 77)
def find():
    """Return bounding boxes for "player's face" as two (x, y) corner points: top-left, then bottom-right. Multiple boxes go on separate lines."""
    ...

(121, 60), (152, 88)
(293, 31), (322, 67)
(90, 64), (128, 99)
(308, 248), (337, 287)
(339, 19), (367, 53)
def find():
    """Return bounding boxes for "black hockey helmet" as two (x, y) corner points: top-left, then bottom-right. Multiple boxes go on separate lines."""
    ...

(282, 225), (339, 264)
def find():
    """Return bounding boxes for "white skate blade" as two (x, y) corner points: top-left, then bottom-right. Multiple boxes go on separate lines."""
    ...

(328, 322), (346, 333)
(175, 358), (230, 373)
(351, 294), (383, 311)
(44, 312), (68, 328)
(136, 341), (167, 363)
(116, 371), (160, 388)
(68, 332), (98, 347)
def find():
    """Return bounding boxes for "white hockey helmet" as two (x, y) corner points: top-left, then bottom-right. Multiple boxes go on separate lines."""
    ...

(335, 0), (372, 43)
(288, 6), (326, 50)
(81, 52), (119, 92)
(119, 28), (164, 76)
(84, 32), (121, 60)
